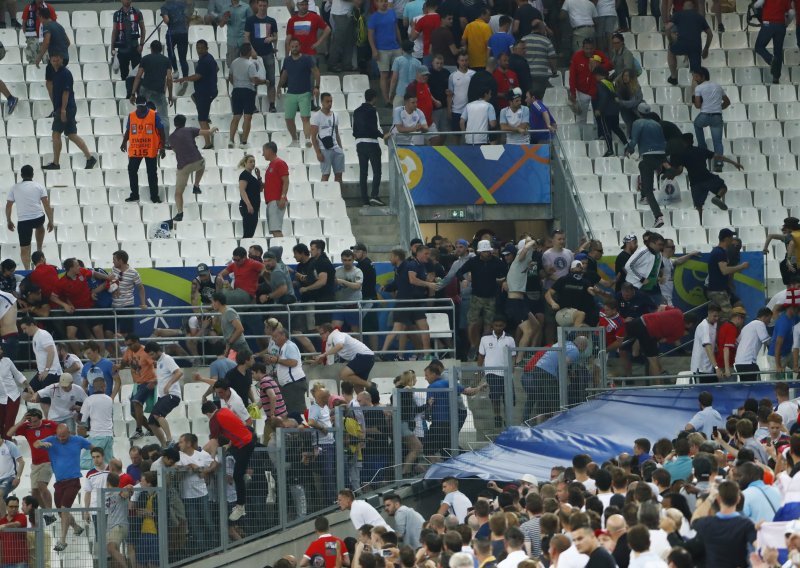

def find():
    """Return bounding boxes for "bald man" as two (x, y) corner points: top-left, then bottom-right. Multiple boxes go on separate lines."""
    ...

(606, 514), (630, 568)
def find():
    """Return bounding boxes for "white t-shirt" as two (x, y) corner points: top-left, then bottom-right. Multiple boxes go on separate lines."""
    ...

(478, 332), (516, 376)
(311, 110), (341, 150)
(308, 402), (334, 445)
(735, 319), (770, 365)
(330, 0), (354, 16)
(33, 329), (63, 374)
(221, 389), (250, 423)
(500, 105), (531, 145)
(448, 69), (475, 114)
(328, 329), (374, 361)
(777, 400), (798, 430)
(155, 353), (182, 398)
(62, 352), (82, 372)
(0, 440), (21, 480)
(38, 384), (87, 422)
(442, 490), (472, 522)
(179, 449), (213, 498)
(690, 319), (717, 373)
(462, 99), (496, 144)
(80, 393), (114, 437)
(596, 0), (617, 17)
(0, 358), (25, 404)
(0, 291), (16, 320)
(7, 180), (47, 222)
(561, 0), (598, 27)
(694, 81), (726, 114)
(275, 340), (306, 387)
(350, 499), (393, 531)
(392, 106), (428, 145)
(84, 468), (110, 507)
(558, 545), (590, 568)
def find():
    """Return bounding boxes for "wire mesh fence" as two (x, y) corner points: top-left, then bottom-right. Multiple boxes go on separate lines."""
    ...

(0, 526), (37, 568)
(36, 507), (101, 568)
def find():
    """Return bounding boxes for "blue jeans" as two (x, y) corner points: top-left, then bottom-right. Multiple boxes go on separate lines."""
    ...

(754, 23), (786, 80)
(318, 444), (336, 505)
(693, 112), (724, 157)
(184, 495), (212, 551)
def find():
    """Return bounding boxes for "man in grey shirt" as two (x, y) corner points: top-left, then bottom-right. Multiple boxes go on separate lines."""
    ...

(211, 292), (249, 355)
(131, 40), (174, 127)
(36, 10), (70, 109)
(384, 494), (424, 549)
(263, 248), (295, 305)
(104, 472), (130, 568)
(228, 43), (267, 149)
(332, 249), (363, 331)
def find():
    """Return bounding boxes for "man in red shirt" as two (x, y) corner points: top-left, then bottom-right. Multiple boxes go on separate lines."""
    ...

(599, 299), (630, 376)
(215, 246), (268, 303)
(302, 515), (349, 568)
(7, 408), (57, 514)
(411, 0), (441, 63)
(753, 0), (792, 84)
(568, 38), (612, 124)
(405, 68), (439, 133)
(493, 52), (519, 109)
(623, 306), (696, 376)
(716, 306), (745, 379)
(50, 258), (109, 349)
(262, 142), (289, 237)
(28, 251), (60, 304)
(286, 0), (330, 56)
(201, 401), (254, 522)
(0, 495), (28, 565)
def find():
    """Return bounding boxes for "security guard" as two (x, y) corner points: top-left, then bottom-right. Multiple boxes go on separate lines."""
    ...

(121, 96), (167, 203)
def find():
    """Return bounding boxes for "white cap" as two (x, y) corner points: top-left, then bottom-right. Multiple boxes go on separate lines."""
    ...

(520, 473), (539, 485)
(571, 260), (583, 269)
(477, 239), (492, 253)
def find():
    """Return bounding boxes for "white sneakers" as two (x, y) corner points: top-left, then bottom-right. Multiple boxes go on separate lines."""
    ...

(229, 504), (246, 521)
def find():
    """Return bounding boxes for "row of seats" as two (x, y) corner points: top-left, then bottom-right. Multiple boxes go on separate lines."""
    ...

(564, 137), (800, 159)
(575, 172), (800, 195)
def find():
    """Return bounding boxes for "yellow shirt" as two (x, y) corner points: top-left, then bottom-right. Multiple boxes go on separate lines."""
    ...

(463, 19), (491, 68)
(141, 494), (157, 534)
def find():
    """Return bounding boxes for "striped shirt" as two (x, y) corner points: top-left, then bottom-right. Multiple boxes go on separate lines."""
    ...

(112, 266), (143, 308)
(258, 376), (287, 419)
(521, 33), (556, 78)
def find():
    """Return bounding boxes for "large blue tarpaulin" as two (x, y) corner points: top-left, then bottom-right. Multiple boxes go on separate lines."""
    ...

(426, 383), (800, 481)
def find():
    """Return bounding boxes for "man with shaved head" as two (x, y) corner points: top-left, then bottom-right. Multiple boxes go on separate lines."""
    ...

(606, 514), (630, 568)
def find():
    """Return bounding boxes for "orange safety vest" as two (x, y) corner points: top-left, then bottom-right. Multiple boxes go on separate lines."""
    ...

(127, 109), (160, 159)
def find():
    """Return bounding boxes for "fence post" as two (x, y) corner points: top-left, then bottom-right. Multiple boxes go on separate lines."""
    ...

(35, 509), (44, 568)
(448, 367), (459, 456)
(335, 405), (346, 492)
(157, 485), (170, 567)
(98, 491), (108, 568)
(505, 346), (516, 426)
(276, 427), (289, 528)
(216, 447), (229, 551)
(557, 327), (568, 410)
(392, 388), (403, 480)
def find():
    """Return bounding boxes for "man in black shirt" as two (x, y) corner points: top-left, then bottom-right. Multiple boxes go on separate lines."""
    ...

(513, 0), (543, 39)
(0, 260), (17, 296)
(545, 260), (601, 327)
(352, 90), (386, 207)
(352, 243), (378, 350)
(305, 240), (336, 325)
(616, 282), (657, 321)
(222, 350), (256, 405)
(615, 234), (638, 291)
(572, 523), (617, 567)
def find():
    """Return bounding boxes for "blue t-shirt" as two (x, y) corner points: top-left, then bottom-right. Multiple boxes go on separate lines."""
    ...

(706, 246), (729, 292)
(52, 67), (77, 113)
(769, 313), (798, 356)
(672, 9), (709, 52)
(210, 357), (237, 380)
(488, 32), (515, 58)
(529, 100), (554, 131)
(536, 341), (579, 376)
(43, 435), (92, 481)
(161, 0), (189, 33)
(245, 14), (279, 55)
(427, 377), (464, 422)
(368, 10), (400, 51)
(82, 358), (115, 395)
(281, 54), (316, 94)
(403, 0), (425, 21)
(405, 258), (429, 299)
(194, 53), (219, 97)
(394, 260), (414, 299)
(391, 55), (423, 98)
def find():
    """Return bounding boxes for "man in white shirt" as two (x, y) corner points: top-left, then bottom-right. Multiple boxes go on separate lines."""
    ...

(684, 391), (724, 437)
(308, 384), (336, 504)
(690, 303), (720, 382)
(560, 0), (598, 52)
(6, 164), (54, 269)
(478, 316), (516, 428)
(392, 93), (428, 145)
(25, 373), (86, 433)
(437, 477), (472, 523)
(338, 488), (394, 531)
(498, 527), (528, 568)
(20, 316), (63, 419)
(315, 323), (375, 389)
(775, 382), (797, 430)
(0, 347), (27, 442)
(692, 67), (730, 173)
(499, 88), (531, 145)
(734, 307), (772, 381)
(177, 433), (215, 549)
(214, 378), (252, 426)
(144, 341), (184, 448)
(0, 437), (24, 517)
(78, 377), (115, 470)
(448, 52), (476, 130)
(311, 92), (345, 183)
(268, 328), (307, 414)
(461, 87), (497, 144)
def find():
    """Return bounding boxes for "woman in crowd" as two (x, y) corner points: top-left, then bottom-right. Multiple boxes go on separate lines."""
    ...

(615, 69), (644, 136)
(237, 155), (262, 239)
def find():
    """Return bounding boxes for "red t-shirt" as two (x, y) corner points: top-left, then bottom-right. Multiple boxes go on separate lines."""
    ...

(264, 157), (289, 203)
(493, 68), (519, 109)
(119, 473), (135, 488)
(762, 0), (791, 22)
(524, 344), (553, 372)
(56, 268), (94, 309)
(414, 13), (441, 55)
(287, 12), (328, 55)
(0, 513), (29, 563)
(407, 80), (434, 124)
(642, 307), (685, 343)
(716, 321), (739, 368)
(210, 408), (253, 448)
(599, 313), (626, 344)
(29, 263), (60, 300)
(15, 419), (58, 464)
(304, 534), (349, 568)
(225, 258), (264, 298)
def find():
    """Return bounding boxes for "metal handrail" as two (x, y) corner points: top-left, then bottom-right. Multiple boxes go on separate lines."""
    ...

(551, 132), (595, 242)
(386, 135), (423, 247)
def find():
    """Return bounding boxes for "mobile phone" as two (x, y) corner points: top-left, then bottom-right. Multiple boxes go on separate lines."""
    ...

(712, 426), (718, 436)
(381, 550), (392, 557)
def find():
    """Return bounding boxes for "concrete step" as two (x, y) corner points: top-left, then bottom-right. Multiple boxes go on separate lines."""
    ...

(340, 180), (391, 207)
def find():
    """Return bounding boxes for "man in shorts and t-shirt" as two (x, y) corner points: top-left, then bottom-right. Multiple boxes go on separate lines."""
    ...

(279, 38), (321, 146)
(311, 92), (345, 184)
(35, 423), (92, 551)
(20, 317), (63, 418)
(228, 43), (267, 149)
(27, 373), (86, 433)
(118, 334), (157, 440)
(244, 0), (279, 112)
(8, 408), (58, 514)
(262, 142), (289, 236)
(169, 115), (218, 222)
(316, 324), (376, 388)
(144, 342), (184, 448)
(368, 0), (402, 104)
(6, 165), (54, 270)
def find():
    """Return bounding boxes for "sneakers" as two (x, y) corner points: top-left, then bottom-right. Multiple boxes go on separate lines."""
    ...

(130, 430), (145, 440)
(667, 76), (678, 86)
(42, 162), (60, 170)
(54, 542), (68, 552)
(717, 23), (725, 32)
(6, 96), (18, 116)
(44, 514), (57, 526)
(178, 82), (188, 96)
(10, 18), (21, 30)
(172, 212), (184, 222)
(73, 524), (84, 537)
(85, 156), (97, 169)
(192, 185), (202, 195)
(369, 197), (386, 206)
(229, 504), (246, 521)
(654, 216), (665, 228)
(239, 142), (248, 149)
(602, 150), (615, 157)
(269, 103), (277, 113)
(150, 195), (162, 204)
(125, 194), (140, 203)
(203, 143), (214, 150)
(711, 196), (728, 210)
(228, 140), (235, 149)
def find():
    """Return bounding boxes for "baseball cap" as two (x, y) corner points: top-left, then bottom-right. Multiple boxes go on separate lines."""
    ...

(351, 243), (368, 252)
(621, 233), (637, 248)
(520, 473), (538, 485)
(692, 456), (712, 481)
(509, 87), (523, 99)
(501, 244), (516, 256)
(637, 102), (651, 115)
(59, 373), (74, 387)
(456, 239), (470, 247)
(136, 95), (148, 107)
(575, 252), (589, 261)
(197, 263), (210, 276)
(718, 228), (737, 240)
(731, 306), (747, 317)
(418, 67), (430, 75)
(476, 240), (492, 253)
(571, 260), (583, 269)
(410, 238), (424, 247)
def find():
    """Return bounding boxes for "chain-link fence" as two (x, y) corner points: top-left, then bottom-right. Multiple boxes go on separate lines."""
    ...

(0, 526), (37, 567)
(36, 506), (101, 568)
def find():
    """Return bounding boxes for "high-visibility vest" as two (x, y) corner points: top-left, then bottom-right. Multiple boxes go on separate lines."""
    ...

(127, 109), (160, 159)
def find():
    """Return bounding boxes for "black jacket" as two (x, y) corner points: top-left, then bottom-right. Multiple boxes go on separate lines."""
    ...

(352, 102), (383, 140)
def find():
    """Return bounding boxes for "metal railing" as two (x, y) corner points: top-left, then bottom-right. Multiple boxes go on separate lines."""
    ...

(550, 133), (594, 249)
(386, 135), (424, 249)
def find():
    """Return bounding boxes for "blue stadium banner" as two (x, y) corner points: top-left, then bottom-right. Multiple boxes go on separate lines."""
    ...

(397, 144), (551, 205)
(599, 251), (765, 317)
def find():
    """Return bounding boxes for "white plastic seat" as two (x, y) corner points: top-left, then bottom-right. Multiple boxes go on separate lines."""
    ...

(90, 241), (119, 263)
(770, 84), (797, 102)
(82, 205), (113, 224)
(179, 239), (210, 259)
(731, 207), (762, 227)
(769, 155), (797, 172)
(734, 67), (764, 85)
(777, 102), (800, 121)
(761, 206), (789, 226)
(45, 170), (75, 188)
(731, 138), (759, 155)
(188, 25), (216, 43)
(6, 118), (33, 137)
(82, 63), (110, 81)
(342, 74), (370, 93)
(672, 210), (701, 229)
(316, 199), (348, 219)
(94, 117), (122, 136)
(748, 102), (776, 121)
(79, 45), (108, 63)
(721, 32), (749, 49)
(204, 221), (234, 239)
(723, 191), (752, 208)
(142, 204), (171, 223)
(636, 32), (664, 51)
(594, 157), (622, 174)
(60, 241), (90, 261)
(75, 28), (103, 45)
(150, 239), (180, 260)
(48, 188), (78, 206)
(741, 85), (768, 103)
(90, 99), (119, 117)
(726, 121), (754, 139)
(86, 82), (115, 100)
(209, 238), (238, 259)
(56, 224), (87, 243)
(86, 223), (116, 242)
(749, 172), (777, 192)
(71, 10), (99, 27)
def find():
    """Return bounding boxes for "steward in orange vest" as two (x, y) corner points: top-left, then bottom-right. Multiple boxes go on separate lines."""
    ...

(121, 96), (167, 203)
